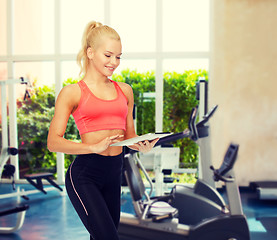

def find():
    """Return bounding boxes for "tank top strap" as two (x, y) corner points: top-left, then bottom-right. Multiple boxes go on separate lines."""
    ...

(110, 80), (128, 102)
(77, 80), (87, 91)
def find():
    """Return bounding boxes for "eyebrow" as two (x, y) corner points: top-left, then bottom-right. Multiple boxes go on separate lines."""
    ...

(105, 51), (122, 56)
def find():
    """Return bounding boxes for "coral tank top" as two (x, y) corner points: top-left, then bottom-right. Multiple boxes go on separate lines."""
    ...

(72, 80), (128, 135)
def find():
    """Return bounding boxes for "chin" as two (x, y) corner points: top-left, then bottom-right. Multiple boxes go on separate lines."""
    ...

(105, 73), (113, 77)
(105, 71), (114, 77)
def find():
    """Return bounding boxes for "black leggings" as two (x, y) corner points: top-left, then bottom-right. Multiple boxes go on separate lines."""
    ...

(65, 153), (123, 240)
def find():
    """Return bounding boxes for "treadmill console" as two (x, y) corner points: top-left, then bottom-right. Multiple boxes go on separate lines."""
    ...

(212, 143), (239, 182)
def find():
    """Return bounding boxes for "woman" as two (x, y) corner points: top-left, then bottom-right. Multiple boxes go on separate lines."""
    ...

(47, 21), (158, 240)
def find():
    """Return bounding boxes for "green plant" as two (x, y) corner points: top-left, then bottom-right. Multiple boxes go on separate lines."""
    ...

(113, 69), (208, 168)
(17, 84), (56, 175)
(113, 70), (156, 134)
(163, 70), (208, 168)
(17, 82), (80, 176)
(15, 69), (208, 177)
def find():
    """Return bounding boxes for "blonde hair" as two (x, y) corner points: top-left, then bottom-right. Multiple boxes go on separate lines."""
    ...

(76, 21), (121, 76)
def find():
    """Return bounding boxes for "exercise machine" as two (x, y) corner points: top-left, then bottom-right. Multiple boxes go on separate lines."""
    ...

(249, 180), (277, 200)
(125, 105), (225, 207)
(0, 205), (29, 234)
(164, 106), (228, 224)
(138, 79), (213, 196)
(156, 105), (226, 208)
(0, 146), (29, 234)
(119, 143), (250, 240)
(0, 78), (63, 201)
(0, 78), (62, 233)
(0, 78), (30, 233)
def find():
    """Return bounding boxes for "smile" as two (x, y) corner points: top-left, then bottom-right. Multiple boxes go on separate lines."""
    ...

(106, 66), (115, 71)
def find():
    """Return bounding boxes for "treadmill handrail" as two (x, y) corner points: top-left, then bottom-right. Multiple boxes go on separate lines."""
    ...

(0, 205), (29, 217)
(196, 105), (218, 127)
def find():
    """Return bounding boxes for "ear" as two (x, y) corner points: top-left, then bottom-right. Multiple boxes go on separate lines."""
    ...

(87, 47), (94, 60)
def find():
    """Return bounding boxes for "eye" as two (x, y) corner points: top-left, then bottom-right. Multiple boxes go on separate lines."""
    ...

(116, 56), (121, 60)
(105, 54), (111, 58)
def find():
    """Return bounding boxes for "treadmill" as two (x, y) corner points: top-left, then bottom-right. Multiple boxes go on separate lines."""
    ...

(119, 106), (250, 240)
(249, 181), (277, 200)
(119, 142), (250, 240)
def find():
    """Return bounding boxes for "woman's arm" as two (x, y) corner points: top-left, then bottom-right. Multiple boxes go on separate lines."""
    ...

(47, 84), (121, 155)
(122, 83), (137, 140)
(119, 82), (158, 153)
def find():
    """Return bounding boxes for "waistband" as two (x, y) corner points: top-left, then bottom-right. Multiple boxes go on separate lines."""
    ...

(76, 152), (123, 161)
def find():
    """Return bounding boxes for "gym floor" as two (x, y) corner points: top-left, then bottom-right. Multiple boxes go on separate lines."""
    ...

(0, 183), (276, 240)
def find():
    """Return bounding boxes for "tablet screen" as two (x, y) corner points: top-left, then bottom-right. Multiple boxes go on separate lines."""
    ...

(110, 133), (173, 146)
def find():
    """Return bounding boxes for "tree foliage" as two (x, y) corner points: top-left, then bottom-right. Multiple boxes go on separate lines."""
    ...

(14, 69), (208, 175)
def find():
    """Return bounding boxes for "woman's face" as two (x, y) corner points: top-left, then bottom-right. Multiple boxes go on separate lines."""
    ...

(89, 36), (122, 77)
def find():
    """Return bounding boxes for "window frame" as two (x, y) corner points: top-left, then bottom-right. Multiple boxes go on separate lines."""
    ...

(0, 0), (211, 183)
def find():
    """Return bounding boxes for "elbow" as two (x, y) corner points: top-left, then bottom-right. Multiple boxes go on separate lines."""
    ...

(47, 141), (55, 152)
(47, 136), (56, 153)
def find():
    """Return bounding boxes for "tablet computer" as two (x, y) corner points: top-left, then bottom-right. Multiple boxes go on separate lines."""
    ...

(110, 133), (173, 146)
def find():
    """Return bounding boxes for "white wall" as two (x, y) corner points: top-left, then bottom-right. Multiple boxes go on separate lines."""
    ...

(209, 0), (277, 186)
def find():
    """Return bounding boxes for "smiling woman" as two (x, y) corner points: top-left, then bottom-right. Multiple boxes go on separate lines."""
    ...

(86, 40), (122, 77)
(76, 22), (121, 77)
(47, 20), (158, 240)
(0, 0), (210, 193)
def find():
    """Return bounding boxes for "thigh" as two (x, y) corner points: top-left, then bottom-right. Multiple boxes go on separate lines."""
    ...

(102, 155), (123, 229)
(102, 177), (122, 229)
(78, 183), (119, 240)
(66, 162), (119, 240)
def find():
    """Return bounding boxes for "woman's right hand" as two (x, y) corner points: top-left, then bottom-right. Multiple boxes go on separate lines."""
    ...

(91, 134), (124, 154)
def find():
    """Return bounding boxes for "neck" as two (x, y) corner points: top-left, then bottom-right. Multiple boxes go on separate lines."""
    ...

(84, 67), (109, 85)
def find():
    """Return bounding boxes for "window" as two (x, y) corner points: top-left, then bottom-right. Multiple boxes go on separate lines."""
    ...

(0, 62), (7, 80)
(110, 0), (156, 53)
(0, 0), (7, 55)
(14, 0), (55, 55)
(14, 62), (55, 86)
(163, 58), (209, 73)
(1, 0), (210, 182)
(116, 59), (156, 73)
(60, 0), (104, 54)
(0, 62), (8, 149)
(162, 0), (210, 52)
(61, 61), (80, 81)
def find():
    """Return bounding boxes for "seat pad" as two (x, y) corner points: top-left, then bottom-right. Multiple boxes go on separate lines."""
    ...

(149, 201), (177, 216)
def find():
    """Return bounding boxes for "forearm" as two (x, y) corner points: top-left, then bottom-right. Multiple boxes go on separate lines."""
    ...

(124, 126), (138, 140)
(47, 133), (123, 155)
(47, 135), (93, 155)
(125, 133), (138, 140)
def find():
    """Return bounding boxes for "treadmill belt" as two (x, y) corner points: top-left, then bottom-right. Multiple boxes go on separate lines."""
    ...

(250, 181), (277, 189)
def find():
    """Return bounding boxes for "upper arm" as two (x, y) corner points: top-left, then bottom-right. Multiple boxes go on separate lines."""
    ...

(48, 84), (80, 139)
(118, 82), (137, 138)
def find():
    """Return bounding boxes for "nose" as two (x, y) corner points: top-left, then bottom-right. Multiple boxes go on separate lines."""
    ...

(110, 56), (119, 66)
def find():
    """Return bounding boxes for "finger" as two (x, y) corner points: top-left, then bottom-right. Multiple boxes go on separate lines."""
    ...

(110, 138), (124, 144)
(109, 134), (119, 140)
(135, 141), (143, 146)
(110, 134), (124, 140)
(143, 140), (150, 145)
(151, 138), (159, 146)
(128, 145), (139, 151)
(150, 138), (159, 143)
(132, 143), (142, 149)
(137, 140), (149, 146)
(114, 134), (124, 138)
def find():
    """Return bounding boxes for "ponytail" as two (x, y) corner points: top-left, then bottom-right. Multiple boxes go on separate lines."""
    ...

(76, 21), (121, 77)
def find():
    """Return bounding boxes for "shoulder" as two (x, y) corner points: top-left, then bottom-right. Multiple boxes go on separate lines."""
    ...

(115, 81), (134, 103)
(115, 81), (133, 96)
(56, 83), (81, 106)
(58, 83), (80, 97)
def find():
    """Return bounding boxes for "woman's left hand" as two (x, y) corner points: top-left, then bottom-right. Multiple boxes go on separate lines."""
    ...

(128, 138), (159, 153)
